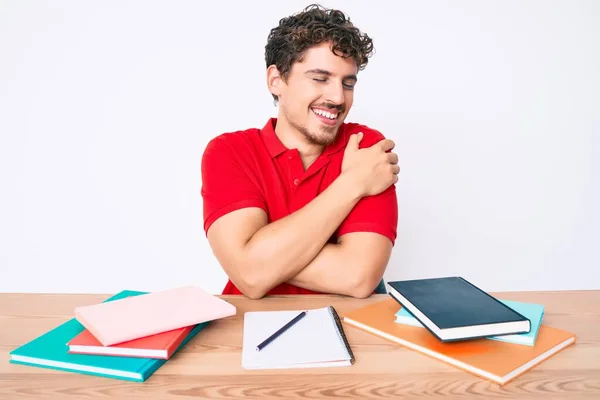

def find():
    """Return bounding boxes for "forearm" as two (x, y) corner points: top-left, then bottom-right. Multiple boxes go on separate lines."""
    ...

(241, 173), (362, 297)
(287, 243), (363, 297)
(287, 234), (392, 298)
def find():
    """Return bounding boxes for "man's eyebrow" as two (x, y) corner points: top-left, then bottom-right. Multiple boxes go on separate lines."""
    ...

(305, 69), (357, 81)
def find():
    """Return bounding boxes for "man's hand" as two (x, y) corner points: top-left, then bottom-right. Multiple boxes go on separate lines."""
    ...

(341, 132), (400, 197)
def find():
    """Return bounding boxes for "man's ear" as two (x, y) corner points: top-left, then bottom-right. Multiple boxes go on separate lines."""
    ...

(266, 65), (284, 98)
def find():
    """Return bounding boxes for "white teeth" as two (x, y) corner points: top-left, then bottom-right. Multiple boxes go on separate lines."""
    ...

(312, 108), (337, 120)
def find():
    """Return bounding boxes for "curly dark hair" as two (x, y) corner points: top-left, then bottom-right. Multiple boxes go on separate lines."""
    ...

(265, 4), (375, 102)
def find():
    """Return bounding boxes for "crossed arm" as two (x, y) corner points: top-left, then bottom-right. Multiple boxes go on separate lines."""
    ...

(285, 232), (392, 296)
(206, 173), (394, 299)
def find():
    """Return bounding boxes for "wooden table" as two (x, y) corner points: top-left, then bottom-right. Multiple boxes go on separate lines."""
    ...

(1, 291), (599, 399)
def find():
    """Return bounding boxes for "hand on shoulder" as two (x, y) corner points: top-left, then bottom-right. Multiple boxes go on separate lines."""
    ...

(340, 126), (399, 198)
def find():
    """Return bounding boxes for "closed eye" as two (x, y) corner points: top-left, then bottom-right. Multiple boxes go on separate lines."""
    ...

(311, 76), (355, 89)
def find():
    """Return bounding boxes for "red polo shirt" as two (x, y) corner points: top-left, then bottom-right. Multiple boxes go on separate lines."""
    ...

(201, 118), (398, 295)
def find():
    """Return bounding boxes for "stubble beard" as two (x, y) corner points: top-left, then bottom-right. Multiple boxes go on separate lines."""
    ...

(284, 108), (338, 146)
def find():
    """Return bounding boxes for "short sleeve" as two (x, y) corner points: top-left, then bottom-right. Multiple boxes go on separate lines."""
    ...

(336, 126), (399, 245)
(200, 135), (267, 234)
(336, 185), (398, 245)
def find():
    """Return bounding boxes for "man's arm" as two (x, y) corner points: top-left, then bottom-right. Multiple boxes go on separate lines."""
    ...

(207, 173), (362, 299)
(205, 133), (399, 299)
(286, 232), (392, 298)
(286, 179), (398, 297)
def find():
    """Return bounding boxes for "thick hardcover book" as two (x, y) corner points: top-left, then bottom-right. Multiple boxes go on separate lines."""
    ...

(395, 299), (545, 346)
(387, 277), (531, 342)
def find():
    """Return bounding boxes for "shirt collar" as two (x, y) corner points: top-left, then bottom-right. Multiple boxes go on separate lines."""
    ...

(261, 118), (288, 158)
(260, 117), (347, 159)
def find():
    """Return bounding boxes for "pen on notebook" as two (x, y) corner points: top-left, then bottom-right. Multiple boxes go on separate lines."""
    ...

(256, 310), (307, 351)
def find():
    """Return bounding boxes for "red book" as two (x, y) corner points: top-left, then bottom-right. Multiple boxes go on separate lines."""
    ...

(67, 325), (193, 359)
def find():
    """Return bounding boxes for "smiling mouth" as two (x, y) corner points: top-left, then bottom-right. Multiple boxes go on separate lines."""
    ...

(311, 107), (339, 120)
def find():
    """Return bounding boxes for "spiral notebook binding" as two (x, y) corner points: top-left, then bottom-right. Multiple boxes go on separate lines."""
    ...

(327, 306), (355, 364)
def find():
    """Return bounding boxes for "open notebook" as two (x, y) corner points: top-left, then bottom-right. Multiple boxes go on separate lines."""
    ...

(242, 306), (355, 370)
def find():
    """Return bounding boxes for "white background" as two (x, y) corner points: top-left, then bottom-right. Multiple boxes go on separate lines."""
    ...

(1, 0), (598, 294)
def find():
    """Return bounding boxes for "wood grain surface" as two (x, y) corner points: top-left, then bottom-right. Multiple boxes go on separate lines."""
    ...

(1, 291), (599, 399)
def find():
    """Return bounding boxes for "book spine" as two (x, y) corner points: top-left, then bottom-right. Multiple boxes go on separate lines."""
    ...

(327, 306), (355, 364)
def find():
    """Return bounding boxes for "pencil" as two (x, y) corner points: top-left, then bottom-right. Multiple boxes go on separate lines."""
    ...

(256, 310), (307, 351)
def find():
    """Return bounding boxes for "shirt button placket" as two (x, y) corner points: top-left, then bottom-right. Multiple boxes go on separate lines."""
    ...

(287, 152), (302, 189)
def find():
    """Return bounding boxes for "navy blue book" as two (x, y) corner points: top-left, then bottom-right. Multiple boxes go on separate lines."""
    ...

(386, 277), (531, 342)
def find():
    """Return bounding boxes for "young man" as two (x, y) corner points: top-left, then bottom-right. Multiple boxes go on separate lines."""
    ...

(201, 4), (399, 299)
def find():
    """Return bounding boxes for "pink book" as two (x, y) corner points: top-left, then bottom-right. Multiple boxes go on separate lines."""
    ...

(74, 286), (237, 346)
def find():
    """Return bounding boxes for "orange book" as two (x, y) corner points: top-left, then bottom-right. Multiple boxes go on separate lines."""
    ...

(342, 298), (576, 385)
(67, 326), (194, 359)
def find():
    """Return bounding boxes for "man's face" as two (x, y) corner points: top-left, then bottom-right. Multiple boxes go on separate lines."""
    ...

(272, 42), (358, 146)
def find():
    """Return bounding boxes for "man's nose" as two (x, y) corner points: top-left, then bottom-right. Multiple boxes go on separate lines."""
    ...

(325, 82), (345, 106)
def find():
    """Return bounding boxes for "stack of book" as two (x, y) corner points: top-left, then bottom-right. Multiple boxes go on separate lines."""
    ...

(343, 276), (576, 385)
(8, 286), (236, 382)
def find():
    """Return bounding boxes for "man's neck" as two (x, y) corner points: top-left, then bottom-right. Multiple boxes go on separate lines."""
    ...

(275, 117), (324, 170)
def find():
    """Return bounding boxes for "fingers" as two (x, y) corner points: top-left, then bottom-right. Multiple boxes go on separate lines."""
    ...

(387, 152), (399, 164)
(378, 139), (395, 152)
(387, 163), (400, 186)
(345, 132), (364, 151)
(390, 164), (400, 186)
(356, 132), (364, 144)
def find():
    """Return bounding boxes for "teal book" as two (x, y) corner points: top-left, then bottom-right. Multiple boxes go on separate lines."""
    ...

(395, 299), (544, 346)
(9, 290), (208, 382)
